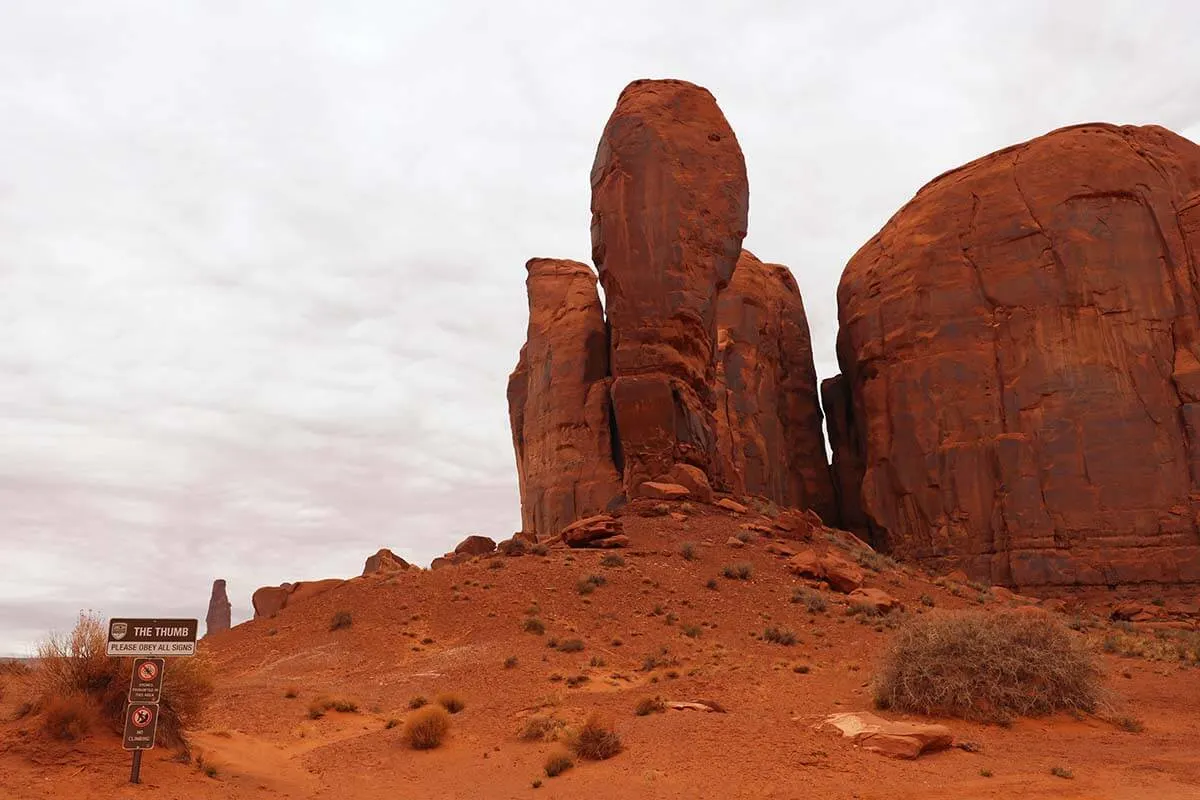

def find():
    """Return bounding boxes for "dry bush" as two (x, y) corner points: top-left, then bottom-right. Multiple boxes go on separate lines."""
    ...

(680, 542), (699, 561)
(634, 696), (666, 716)
(307, 695), (359, 718)
(519, 714), (565, 741)
(35, 612), (213, 746)
(329, 611), (353, 631)
(722, 562), (753, 581)
(874, 610), (1100, 722)
(404, 705), (450, 749)
(543, 747), (574, 777)
(571, 712), (622, 760)
(435, 692), (465, 714)
(408, 695), (428, 709)
(763, 626), (797, 646)
(41, 693), (96, 741)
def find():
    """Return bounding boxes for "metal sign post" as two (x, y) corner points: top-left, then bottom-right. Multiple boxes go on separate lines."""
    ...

(108, 618), (197, 784)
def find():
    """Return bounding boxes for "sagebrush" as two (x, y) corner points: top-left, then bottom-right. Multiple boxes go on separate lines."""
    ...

(874, 610), (1100, 722)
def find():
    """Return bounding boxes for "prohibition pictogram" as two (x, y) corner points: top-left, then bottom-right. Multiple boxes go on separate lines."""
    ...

(131, 706), (154, 728)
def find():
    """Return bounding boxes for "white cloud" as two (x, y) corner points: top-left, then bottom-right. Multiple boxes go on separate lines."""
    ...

(1, 0), (1197, 653)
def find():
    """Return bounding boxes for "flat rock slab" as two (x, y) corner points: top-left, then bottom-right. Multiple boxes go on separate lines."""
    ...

(640, 482), (691, 500)
(821, 712), (953, 759)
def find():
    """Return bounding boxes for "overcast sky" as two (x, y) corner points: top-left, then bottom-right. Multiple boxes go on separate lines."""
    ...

(2, 1), (1197, 655)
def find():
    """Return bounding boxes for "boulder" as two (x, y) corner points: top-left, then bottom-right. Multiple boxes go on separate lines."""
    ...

(828, 122), (1200, 588)
(498, 537), (530, 556)
(785, 549), (865, 593)
(713, 251), (836, 519)
(726, 537), (746, 549)
(251, 579), (342, 619)
(639, 482), (691, 501)
(507, 258), (623, 540)
(822, 712), (953, 759)
(820, 553), (866, 594)
(786, 549), (824, 580)
(764, 542), (796, 558)
(204, 579), (231, 637)
(715, 498), (748, 514)
(362, 548), (411, 576)
(667, 463), (713, 504)
(847, 588), (903, 614)
(454, 535), (497, 557)
(561, 514), (625, 548)
(252, 584), (291, 619)
(592, 79), (748, 492)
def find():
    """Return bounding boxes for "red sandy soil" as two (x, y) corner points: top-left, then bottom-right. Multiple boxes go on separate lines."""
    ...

(2, 506), (1199, 799)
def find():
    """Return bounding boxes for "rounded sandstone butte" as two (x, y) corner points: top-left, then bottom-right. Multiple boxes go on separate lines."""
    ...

(204, 578), (231, 637)
(507, 258), (622, 539)
(830, 122), (1200, 587)
(714, 250), (836, 520)
(590, 78), (749, 489)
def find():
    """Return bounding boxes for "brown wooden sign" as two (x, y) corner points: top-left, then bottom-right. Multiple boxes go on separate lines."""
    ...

(106, 618), (198, 657)
(122, 703), (159, 751)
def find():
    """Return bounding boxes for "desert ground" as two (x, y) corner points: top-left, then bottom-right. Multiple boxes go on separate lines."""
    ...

(3, 503), (1198, 799)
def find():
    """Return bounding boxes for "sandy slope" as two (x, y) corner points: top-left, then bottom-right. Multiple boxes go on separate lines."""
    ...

(3, 505), (1199, 799)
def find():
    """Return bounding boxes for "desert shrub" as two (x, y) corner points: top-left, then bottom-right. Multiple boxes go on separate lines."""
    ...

(634, 696), (666, 716)
(735, 530), (753, 543)
(41, 693), (95, 741)
(436, 692), (465, 714)
(1051, 766), (1074, 779)
(404, 706), (450, 750)
(557, 639), (584, 653)
(1098, 629), (1200, 665)
(705, 579), (719, 590)
(680, 542), (699, 561)
(565, 674), (589, 688)
(531, 543), (550, 556)
(577, 574), (606, 595)
(722, 562), (753, 581)
(543, 747), (574, 777)
(504, 656), (518, 669)
(523, 617), (546, 635)
(639, 646), (677, 672)
(853, 548), (896, 572)
(874, 610), (1100, 722)
(571, 712), (622, 760)
(589, 655), (606, 667)
(682, 624), (702, 638)
(920, 594), (936, 607)
(329, 611), (353, 631)
(792, 588), (827, 613)
(600, 554), (625, 568)
(408, 695), (428, 709)
(284, 685), (300, 699)
(308, 695), (358, 718)
(520, 714), (565, 742)
(35, 612), (212, 747)
(763, 627), (797, 646)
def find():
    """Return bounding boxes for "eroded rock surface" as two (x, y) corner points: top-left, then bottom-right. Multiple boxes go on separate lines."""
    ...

(507, 258), (622, 539)
(829, 123), (1200, 587)
(205, 579), (231, 636)
(591, 78), (749, 491)
(715, 250), (836, 519)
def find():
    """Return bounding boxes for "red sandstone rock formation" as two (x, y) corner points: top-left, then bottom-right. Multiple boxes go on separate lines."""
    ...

(251, 579), (343, 619)
(507, 258), (622, 539)
(362, 548), (411, 576)
(508, 79), (833, 541)
(828, 123), (1200, 587)
(714, 250), (836, 519)
(590, 78), (749, 492)
(204, 579), (231, 637)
